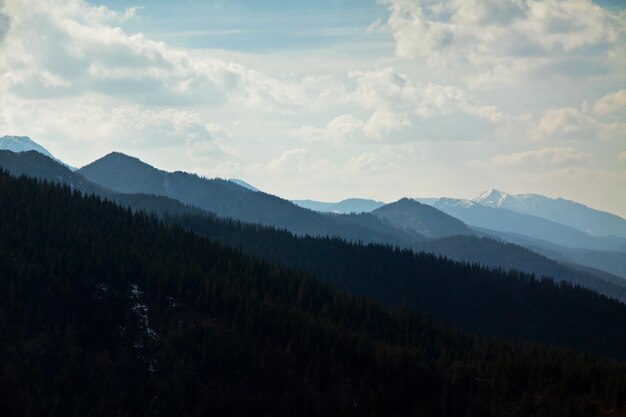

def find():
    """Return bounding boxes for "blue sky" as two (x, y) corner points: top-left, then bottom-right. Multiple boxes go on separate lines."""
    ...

(1, 0), (625, 216)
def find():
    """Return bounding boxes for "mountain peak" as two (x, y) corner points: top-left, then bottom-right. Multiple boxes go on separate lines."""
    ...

(373, 198), (472, 239)
(101, 151), (141, 162)
(474, 188), (510, 207)
(0, 135), (77, 169)
(0, 135), (55, 159)
(83, 151), (157, 171)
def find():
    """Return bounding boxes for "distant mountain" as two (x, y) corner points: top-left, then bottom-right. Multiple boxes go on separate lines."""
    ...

(293, 198), (385, 214)
(475, 189), (626, 238)
(0, 150), (203, 218)
(0, 135), (74, 169)
(473, 227), (626, 281)
(417, 197), (626, 252)
(329, 198), (385, 213)
(373, 198), (473, 239)
(228, 178), (260, 192)
(291, 199), (336, 212)
(78, 152), (422, 245)
(0, 135), (55, 158)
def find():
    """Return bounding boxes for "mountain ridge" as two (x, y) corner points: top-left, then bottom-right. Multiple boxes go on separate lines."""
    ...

(293, 197), (385, 214)
(2, 148), (624, 303)
(474, 188), (626, 238)
(78, 151), (425, 246)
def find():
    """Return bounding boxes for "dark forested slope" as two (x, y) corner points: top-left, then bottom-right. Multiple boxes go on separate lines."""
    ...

(414, 235), (626, 303)
(1, 172), (626, 416)
(170, 212), (626, 359)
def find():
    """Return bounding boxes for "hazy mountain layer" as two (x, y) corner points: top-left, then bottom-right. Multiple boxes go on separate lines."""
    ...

(293, 198), (385, 214)
(475, 189), (626, 238)
(418, 197), (626, 252)
(78, 152), (423, 246)
(373, 198), (473, 239)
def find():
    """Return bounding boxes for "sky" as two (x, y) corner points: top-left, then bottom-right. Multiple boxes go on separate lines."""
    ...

(0, 0), (625, 216)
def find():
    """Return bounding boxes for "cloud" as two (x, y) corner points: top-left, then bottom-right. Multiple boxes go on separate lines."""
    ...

(492, 147), (590, 167)
(290, 114), (365, 145)
(0, 93), (233, 155)
(0, 0), (326, 111)
(531, 107), (596, 141)
(592, 89), (626, 116)
(363, 110), (410, 139)
(291, 110), (410, 144)
(619, 151), (626, 163)
(266, 148), (308, 174)
(0, 2), (9, 46)
(378, 0), (625, 85)
(347, 68), (504, 123)
(532, 101), (626, 142)
(348, 152), (395, 173)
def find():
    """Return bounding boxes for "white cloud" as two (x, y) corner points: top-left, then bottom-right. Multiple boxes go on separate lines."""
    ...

(291, 110), (410, 144)
(348, 152), (395, 173)
(363, 110), (410, 139)
(378, 0), (626, 86)
(0, 0), (328, 111)
(492, 147), (590, 167)
(382, 0), (623, 58)
(348, 68), (504, 123)
(0, 94), (234, 159)
(592, 89), (626, 116)
(531, 107), (596, 141)
(532, 102), (626, 142)
(290, 114), (365, 145)
(266, 148), (308, 174)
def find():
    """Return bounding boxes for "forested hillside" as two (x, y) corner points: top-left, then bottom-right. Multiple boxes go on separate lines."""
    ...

(170, 212), (626, 359)
(1, 172), (625, 416)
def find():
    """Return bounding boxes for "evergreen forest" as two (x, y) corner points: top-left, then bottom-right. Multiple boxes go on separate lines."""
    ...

(0, 171), (625, 416)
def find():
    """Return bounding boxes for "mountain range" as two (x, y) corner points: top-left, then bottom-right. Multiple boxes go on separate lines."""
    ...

(417, 197), (626, 252)
(475, 188), (626, 238)
(1, 135), (625, 303)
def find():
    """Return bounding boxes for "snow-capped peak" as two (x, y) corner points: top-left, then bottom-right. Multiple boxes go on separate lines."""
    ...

(0, 135), (75, 170)
(0, 135), (55, 159)
(474, 188), (510, 207)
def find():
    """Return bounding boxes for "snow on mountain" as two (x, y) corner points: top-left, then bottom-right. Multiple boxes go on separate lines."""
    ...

(473, 189), (626, 238)
(0, 135), (55, 158)
(0, 135), (74, 169)
(416, 197), (478, 209)
(474, 189), (512, 208)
